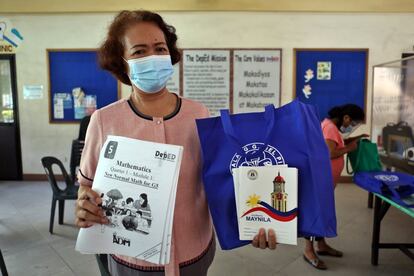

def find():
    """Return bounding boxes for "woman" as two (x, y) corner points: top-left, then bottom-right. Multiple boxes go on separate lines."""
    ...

(133, 193), (151, 212)
(75, 10), (276, 276)
(303, 104), (367, 270)
(133, 193), (152, 226)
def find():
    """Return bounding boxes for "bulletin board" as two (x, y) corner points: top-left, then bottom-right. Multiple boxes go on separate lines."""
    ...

(47, 49), (120, 123)
(293, 49), (368, 121)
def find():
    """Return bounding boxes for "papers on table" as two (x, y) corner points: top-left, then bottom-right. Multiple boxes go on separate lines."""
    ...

(233, 165), (298, 245)
(75, 135), (183, 265)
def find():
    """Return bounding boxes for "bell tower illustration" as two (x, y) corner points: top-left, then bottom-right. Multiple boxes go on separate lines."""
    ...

(271, 172), (288, 212)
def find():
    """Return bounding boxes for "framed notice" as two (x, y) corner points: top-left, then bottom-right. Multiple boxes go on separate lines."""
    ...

(180, 48), (282, 116)
(293, 49), (368, 121)
(233, 49), (281, 113)
(166, 63), (180, 95)
(48, 49), (120, 123)
(182, 49), (231, 116)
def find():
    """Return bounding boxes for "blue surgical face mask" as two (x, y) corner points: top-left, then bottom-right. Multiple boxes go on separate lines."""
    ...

(340, 122), (361, 138)
(340, 125), (353, 133)
(340, 119), (360, 133)
(125, 55), (174, 93)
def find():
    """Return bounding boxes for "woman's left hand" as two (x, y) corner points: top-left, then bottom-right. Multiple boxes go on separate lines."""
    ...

(252, 228), (277, 250)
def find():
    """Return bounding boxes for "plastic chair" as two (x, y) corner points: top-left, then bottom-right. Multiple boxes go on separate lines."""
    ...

(78, 115), (91, 141)
(70, 139), (85, 182)
(41, 156), (79, 234)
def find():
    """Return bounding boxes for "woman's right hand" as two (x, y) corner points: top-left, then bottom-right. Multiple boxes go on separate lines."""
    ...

(346, 140), (358, 152)
(75, 185), (109, 228)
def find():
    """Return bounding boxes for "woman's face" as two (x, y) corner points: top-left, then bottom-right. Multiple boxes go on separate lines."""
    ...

(123, 22), (170, 60)
(342, 115), (360, 128)
(341, 114), (361, 133)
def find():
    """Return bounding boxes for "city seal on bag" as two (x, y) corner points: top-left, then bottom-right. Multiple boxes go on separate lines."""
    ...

(374, 174), (399, 182)
(229, 142), (285, 173)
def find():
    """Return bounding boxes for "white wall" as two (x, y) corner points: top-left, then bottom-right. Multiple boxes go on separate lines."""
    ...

(2, 12), (414, 174)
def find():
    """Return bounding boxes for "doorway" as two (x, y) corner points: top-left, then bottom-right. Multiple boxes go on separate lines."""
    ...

(0, 54), (22, 180)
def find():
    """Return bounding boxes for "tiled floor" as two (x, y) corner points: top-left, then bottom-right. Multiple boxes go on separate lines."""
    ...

(0, 181), (413, 276)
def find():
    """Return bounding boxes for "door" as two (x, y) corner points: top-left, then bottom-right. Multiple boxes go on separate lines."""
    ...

(0, 54), (22, 180)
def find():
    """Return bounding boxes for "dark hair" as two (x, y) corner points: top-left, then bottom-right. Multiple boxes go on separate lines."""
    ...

(328, 104), (365, 128)
(136, 210), (143, 217)
(98, 10), (181, 85)
(126, 197), (134, 204)
(139, 193), (148, 208)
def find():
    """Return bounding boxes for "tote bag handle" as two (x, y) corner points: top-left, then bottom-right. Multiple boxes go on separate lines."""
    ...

(220, 105), (275, 148)
(346, 155), (355, 174)
(346, 139), (373, 174)
(346, 140), (363, 175)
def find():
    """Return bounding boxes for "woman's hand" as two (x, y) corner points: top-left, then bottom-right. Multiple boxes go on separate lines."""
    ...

(346, 140), (358, 152)
(252, 228), (277, 250)
(345, 134), (370, 144)
(75, 185), (108, 228)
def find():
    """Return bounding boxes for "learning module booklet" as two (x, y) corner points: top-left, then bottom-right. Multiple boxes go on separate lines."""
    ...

(76, 135), (183, 265)
(233, 166), (298, 245)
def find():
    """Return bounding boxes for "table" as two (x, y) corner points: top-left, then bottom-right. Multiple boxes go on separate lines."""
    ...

(367, 154), (414, 209)
(371, 193), (414, 265)
(378, 153), (414, 175)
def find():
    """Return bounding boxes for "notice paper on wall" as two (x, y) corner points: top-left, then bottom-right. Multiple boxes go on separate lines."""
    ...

(317, 61), (332, 80)
(53, 97), (64, 119)
(233, 50), (281, 113)
(183, 50), (230, 116)
(53, 93), (72, 119)
(23, 85), (44, 100)
(166, 63), (180, 95)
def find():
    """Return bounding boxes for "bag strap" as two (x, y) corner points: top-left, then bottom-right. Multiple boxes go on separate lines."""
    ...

(347, 139), (373, 174)
(354, 139), (368, 169)
(220, 105), (275, 148)
(346, 154), (354, 174)
(346, 139), (362, 174)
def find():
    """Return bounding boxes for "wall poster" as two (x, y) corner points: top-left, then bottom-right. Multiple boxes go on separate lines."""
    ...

(180, 48), (282, 116)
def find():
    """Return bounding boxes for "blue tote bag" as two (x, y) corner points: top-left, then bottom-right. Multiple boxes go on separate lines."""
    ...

(196, 100), (337, 250)
(354, 171), (414, 208)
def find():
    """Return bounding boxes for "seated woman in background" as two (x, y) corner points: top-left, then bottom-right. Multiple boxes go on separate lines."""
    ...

(303, 104), (368, 270)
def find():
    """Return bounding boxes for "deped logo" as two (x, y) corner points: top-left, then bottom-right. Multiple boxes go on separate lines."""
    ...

(155, 150), (176, 162)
